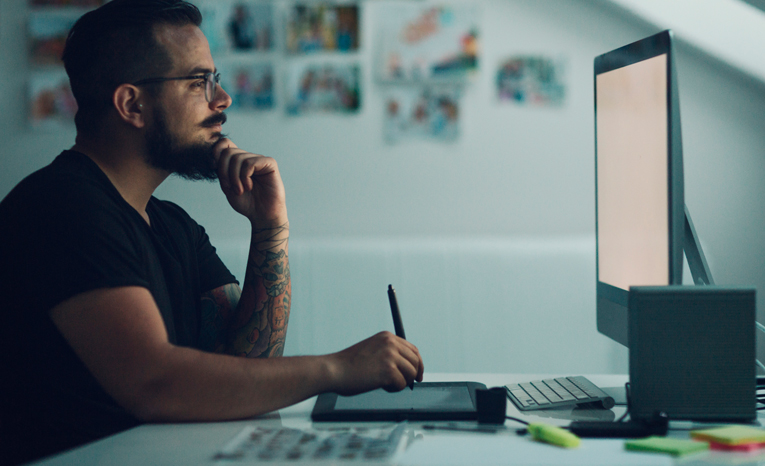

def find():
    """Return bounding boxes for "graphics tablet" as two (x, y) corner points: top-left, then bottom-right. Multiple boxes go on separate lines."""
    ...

(311, 381), (487, 422)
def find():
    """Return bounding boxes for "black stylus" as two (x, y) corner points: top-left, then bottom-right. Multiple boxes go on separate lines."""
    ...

(388, 284), (414, 390)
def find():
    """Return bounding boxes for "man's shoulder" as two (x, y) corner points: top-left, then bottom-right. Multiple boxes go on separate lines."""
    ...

(2, 151), (121, 215)
(0, 151), (136, 244)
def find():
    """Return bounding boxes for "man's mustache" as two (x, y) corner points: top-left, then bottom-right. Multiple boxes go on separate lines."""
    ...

(201, 112), (227, 128)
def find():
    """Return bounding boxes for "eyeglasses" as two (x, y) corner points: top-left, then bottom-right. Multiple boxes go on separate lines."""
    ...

(132, 72), (221, 103)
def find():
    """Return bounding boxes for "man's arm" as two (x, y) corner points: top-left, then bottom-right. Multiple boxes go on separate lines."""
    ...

(200, 222), (290, 357)
(200, 138), (292, 358)
(51, 286), (422, 422)
(49, 138), (423, 421)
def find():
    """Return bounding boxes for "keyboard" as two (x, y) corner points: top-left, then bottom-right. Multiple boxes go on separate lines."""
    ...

(505, 376), (615, 411)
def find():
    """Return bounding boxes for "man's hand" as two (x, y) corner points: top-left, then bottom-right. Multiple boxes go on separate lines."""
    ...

(213, 138), (287, 226)
(327, 331), (425, 396)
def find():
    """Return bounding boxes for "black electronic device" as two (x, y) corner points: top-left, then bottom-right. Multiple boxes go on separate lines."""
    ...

(569, 412), (669, 438)
(311, 381), (487, 422)
(476, 387), (507, 424)
(594, 30), (714, 349)
(628, 286), (756, 422)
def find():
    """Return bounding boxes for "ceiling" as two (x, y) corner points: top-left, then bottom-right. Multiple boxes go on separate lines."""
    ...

(605, 0), (765, 86)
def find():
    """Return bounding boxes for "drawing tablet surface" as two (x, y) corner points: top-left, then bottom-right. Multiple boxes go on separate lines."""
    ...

(311, 381), (487, 421)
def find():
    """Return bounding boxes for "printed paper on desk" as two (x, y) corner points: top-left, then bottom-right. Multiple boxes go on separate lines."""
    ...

(400, 435), (673, 466)
(214, 424), (408, 463)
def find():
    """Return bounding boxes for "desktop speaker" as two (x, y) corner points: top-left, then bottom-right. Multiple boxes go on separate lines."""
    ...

(628, 286), (756, 422)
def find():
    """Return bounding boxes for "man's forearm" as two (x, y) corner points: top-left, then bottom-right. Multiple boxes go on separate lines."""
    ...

(225, 221), (290, 357)
(133, 347), (333, 422)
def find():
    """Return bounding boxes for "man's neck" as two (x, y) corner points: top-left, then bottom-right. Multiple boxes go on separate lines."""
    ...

(72, 138), (168, 223)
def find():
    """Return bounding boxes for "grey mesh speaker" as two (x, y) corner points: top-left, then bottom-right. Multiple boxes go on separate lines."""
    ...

(628, 286), (756, 422)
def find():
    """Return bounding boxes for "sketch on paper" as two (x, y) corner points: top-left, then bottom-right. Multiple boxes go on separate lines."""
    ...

(377, 5), (478, 83)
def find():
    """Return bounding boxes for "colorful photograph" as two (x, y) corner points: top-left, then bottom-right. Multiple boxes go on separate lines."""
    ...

(29, 70), (77, 127)
(286, 4), (359, 54)
(285, 62), (360, 115)
(496, 56), (566, 106)
(220, 62), (275, 110)
(384, 86), (460, 143)
(194, 0), (274, 53)
(28, 10), (84, 65)
(377, 5), (479, 83)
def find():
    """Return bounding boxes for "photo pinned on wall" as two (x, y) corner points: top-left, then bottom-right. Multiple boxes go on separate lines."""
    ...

(194, 0), (274, 53)
(29, 69), (77, 128)
(377, 4), (479, 83)
(28, 9), (84, 65)
(384, 86), (460, 143)
(285, 62), (360, 115)
(220, 62), (275, 111)
(496, 56), (566, 107)
(285, 4), (359, 54)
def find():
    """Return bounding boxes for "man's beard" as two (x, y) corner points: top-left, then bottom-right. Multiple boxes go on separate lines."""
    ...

(145, 107), (227, 181)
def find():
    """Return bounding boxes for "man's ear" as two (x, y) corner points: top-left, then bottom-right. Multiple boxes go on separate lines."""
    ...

(113, 84), (146, 128)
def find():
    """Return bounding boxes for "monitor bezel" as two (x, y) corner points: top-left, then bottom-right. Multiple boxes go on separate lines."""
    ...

(594, 30), (685, 347)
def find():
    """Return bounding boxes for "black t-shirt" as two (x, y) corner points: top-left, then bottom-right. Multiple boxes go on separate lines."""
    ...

(0, 151), (237, 464)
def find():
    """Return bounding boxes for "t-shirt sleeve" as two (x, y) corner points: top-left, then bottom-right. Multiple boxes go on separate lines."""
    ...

(158, 199), (238, 293)
(194, 222), (239, 292)
(31, 181), (151, 311)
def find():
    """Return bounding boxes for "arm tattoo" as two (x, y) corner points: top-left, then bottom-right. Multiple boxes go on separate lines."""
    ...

(199, 284), (241, 353)
(225, 222), (290, 358)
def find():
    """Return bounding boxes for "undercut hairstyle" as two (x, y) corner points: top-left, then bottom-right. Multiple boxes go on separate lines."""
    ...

(62, 0), (202, 134)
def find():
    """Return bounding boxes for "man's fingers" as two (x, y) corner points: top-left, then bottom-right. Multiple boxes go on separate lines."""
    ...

(227, 151), (251, 195)
(392, 335), (424, 382)
(381, 334), (423, 390)
(212, 137), (238, 161)
(216, 143), (268, 195)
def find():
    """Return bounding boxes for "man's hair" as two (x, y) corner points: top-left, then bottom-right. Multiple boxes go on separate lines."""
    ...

(62, 0), (202, 134)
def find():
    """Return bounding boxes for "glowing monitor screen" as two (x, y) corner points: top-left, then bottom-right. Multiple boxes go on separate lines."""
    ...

(596, 54), (669, 291)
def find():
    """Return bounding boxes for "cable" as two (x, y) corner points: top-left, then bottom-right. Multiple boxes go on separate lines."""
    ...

(505, 416), (529, 426)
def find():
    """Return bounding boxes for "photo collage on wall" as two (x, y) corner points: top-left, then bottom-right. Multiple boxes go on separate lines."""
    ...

(283, 3), (361, 115)
(194, 0), (276, 111)
(193, 1), (362, 115)
(27, 0), (107, 127)
(25, 1), (568, 143)
(376, 4), (478, 143)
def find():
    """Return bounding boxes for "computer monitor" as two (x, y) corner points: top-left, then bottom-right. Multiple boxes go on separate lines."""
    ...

(594, 30), (713, 348)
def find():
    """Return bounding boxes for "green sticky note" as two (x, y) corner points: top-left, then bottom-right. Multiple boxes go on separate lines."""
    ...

(625, 436), (709, 457)
(691, 425), (765, 446)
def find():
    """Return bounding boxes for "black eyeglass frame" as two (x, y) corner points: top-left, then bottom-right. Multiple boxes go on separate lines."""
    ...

(132, 72), (221, 103)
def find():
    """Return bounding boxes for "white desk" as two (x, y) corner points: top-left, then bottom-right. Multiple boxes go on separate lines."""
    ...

(29, 374), (765, 466)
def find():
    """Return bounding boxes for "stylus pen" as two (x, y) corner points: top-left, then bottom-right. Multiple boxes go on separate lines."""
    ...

(388, 284), (414, 390)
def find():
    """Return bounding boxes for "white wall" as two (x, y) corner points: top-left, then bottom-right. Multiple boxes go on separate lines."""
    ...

(2, 0), (764, 375)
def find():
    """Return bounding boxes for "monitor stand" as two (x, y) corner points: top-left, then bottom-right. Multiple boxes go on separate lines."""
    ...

(684, 205), (714, 285)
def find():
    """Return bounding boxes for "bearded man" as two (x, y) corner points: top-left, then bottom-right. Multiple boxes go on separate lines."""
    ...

(0, 1), (423, 464)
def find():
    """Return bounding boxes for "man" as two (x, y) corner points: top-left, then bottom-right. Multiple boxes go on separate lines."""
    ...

(0, 1), (423, 464)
